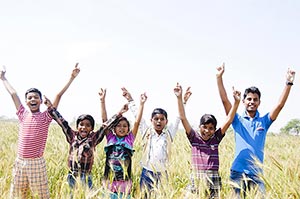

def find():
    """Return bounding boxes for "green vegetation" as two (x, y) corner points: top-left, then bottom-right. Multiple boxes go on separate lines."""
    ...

(0, 121), (299, 198)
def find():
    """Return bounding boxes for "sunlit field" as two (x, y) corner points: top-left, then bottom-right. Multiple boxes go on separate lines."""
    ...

(0, 121), (299, 198)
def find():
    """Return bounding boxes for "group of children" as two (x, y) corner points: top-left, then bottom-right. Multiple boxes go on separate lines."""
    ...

(0, 63), (296, 199)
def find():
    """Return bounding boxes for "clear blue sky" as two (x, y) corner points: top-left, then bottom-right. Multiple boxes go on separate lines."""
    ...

(0, 1), (299, 133)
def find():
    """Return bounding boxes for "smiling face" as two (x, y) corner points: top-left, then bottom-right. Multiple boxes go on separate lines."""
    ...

(199, 123), (216, 141)
(243, 92), (260, 115)
(114, 119), (130, 138)
(77, 119), (93, 138)
(25, 92), (42, 113)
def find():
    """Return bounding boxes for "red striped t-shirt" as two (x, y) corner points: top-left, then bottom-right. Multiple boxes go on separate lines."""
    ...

(16, 104), (52, 158)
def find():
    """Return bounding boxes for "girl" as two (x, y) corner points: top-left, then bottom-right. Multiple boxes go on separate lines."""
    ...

(100, 88), (147, 199)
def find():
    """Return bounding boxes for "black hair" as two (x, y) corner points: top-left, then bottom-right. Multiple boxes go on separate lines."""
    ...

(25, 88), (42, 99)
(243, 86), (261, 100)
(200, 114), (217, 129)
(113, 116), (130, 129)
(76, 114), (95, 130)
(151, 108), (168, 119)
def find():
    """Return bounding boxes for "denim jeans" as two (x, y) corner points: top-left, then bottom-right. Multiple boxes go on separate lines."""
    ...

(67, 172), (93, 189)
(230, 170), (265, 199)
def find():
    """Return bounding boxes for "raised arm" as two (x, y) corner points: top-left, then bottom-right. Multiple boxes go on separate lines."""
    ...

(52, 63), (80, 108)
(0, 67), (21, 110)
(132, 93), (147, 137)
(44, 95), (72, 142)
(269, 68), (295, 121)
(99, 88), (107, 122)
(220, 87), (241, 135)
(122, 87), (148, 133)
(216, 63), (232, 114)
(174, 83), (192, 136)
(169, 84), (192, 137)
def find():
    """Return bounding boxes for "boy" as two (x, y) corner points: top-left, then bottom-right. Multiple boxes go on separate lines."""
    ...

(0, 64), (80, 199)
(216, 63), (295, 198)
(175, 82), (240, 199)
(121, 87), (191, 198)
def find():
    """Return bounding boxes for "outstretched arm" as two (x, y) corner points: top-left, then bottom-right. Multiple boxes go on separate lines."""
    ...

(122, 87), (148, 133)
(52, 63), (80, 108)
(0, 67), (21, 110)
(174, 83), (192, 136)
(44, 95), (72, 142)
(220, 87), (241, 135)
(269, 68), (295, 121)
(99, 88), (107, 122)
(132, 93), (147, 137)
(216, 63), (232, 114)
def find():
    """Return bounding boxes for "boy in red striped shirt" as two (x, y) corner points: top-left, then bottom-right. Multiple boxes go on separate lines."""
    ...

(0, 64), (80, 199)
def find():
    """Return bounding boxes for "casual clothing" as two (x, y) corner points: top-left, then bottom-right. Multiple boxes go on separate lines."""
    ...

(10, 104), (52, 199)
(230, 110), (272, 196)
(10, 156), (50, 199)
(49, 108), (120, 189)
(185, 128), (224, 198)
(103, 130), (135, 197)
(188, 128), (224, 171)
(128, 101), (179, 196)
(230, 169), (265, 198)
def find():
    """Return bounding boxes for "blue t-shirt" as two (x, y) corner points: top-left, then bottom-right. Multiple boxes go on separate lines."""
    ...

(231, 110), (273, 175)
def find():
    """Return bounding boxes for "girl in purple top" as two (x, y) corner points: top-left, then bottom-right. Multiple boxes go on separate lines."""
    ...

(99, 88), (147, 199)
(175, 83), (241, 199)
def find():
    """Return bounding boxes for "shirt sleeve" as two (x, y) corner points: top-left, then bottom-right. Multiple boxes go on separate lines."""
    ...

(168, 116), (180, 139)
(48, 108), (73, 143)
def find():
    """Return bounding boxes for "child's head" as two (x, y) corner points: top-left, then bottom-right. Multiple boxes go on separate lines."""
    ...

(25, 88), (43, 113)
(113, 116), (130, 138)
(151, 108), (168, 134)
(76, 114), (95, 138)
(199, 114), (217, 141)
(243, 86), (261, 113)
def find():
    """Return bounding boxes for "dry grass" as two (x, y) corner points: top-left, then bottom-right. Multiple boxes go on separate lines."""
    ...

(0, 121), (299, 198)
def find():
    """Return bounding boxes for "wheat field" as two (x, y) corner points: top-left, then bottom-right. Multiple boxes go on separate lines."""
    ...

(0, 121), (299, 199)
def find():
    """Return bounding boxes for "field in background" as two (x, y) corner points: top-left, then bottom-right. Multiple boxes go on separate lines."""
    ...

(0, 121), (299, 199)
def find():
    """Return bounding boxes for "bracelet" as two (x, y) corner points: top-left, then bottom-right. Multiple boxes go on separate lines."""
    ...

(286, 81), (293, 86)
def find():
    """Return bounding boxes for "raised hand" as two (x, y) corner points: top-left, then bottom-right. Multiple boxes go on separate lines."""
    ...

(71, 63), (80, 78)
(140, 93), (147, 104)
(98, 88), (106, 102)
(43, 95), (53, 108)
(0, 65), (6, 80)
(232, 86), (241, 102)
(174, 82), (182, 97)
(216, 62), (225, 78)
(119, 103), (129, 115)
(121, 87), (133, 102)
(286, 68), (296, 83)
(183, 87), (192, 104)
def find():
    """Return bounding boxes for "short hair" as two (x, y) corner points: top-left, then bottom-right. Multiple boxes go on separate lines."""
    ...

(25, 88), (42, 99)
(200, 114), (217, 129)
(243, 86), (261, 100)
(76, 114), (95, 130)
(151, 108), (168, 119)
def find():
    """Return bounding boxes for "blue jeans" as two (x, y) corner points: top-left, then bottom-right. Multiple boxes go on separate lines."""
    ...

(67, 172), (93, 189)
(230, 170), (265, 199)
(139, 168), (168, 199)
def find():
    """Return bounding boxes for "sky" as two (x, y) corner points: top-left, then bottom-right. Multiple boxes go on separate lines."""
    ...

(0, 0), (299, 133)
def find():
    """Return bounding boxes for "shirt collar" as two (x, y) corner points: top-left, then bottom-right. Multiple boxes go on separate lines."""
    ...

(242, 109), (260, 119)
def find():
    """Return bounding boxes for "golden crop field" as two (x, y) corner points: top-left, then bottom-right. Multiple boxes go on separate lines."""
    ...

(0, 121), (299, 199)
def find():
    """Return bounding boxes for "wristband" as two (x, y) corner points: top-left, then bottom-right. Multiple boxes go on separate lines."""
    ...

(286, 81), (293, 86)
